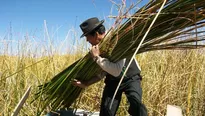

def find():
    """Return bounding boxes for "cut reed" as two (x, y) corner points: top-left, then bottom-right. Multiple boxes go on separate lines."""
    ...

(33, 0), (205, 114)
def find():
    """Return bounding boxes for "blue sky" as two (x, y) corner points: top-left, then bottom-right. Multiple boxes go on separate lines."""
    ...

(0, 0), (148, 55)
(1, 0), (113, 38)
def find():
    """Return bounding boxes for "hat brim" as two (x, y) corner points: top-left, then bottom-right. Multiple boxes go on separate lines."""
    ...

(80, 20), (104, 38)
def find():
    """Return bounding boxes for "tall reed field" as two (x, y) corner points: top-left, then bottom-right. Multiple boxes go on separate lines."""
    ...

(1, 0), (205, 114)
(0, 33), (205, 115)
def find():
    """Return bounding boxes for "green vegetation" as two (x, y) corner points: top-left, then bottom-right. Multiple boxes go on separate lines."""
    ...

(0, 50), (205, 116)
(34, 0), (205, 114)
(1, 0), (205, 115)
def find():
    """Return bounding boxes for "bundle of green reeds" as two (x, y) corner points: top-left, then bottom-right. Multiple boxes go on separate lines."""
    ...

(34, 0), (205, 114)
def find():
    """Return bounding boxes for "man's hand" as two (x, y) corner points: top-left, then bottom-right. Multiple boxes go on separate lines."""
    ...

(90, 45), (100, 58)
(72, 79), (87, 88)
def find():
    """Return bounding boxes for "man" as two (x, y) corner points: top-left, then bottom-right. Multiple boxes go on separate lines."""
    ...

(73, 17), (147, 116)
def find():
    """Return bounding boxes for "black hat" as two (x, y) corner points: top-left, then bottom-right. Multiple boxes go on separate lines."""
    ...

(80, 17), (104, 38)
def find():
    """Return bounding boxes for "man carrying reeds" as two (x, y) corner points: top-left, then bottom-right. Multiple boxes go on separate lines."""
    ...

(73, 17), (147, 116)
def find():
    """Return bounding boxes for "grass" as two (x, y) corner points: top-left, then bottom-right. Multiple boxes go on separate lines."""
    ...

(1, 1), (205, 115)
(0, 46), (205, 115)
(35, 0), (205, 111)
(140, 50), (205, 116)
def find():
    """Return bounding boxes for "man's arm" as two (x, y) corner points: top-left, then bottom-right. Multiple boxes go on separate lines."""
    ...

(72, 72), (106, 88)
(84, 76), (103, 86)
(95, 56), (125, 77)
(91, 45), (126, 77)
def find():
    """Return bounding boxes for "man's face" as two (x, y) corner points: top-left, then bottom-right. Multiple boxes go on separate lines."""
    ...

(85, 34), (99, 45)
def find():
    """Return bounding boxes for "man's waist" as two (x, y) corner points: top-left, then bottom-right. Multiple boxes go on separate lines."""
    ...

(105, 73), (142, 83)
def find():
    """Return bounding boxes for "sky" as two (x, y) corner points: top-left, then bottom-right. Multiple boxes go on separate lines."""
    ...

(0, 0), (148, 55)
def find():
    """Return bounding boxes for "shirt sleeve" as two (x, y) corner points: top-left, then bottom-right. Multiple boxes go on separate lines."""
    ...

(95, 56), (126, 77)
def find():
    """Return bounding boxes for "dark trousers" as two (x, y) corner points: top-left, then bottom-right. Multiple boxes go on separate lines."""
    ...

(100, 75), (147, 116)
